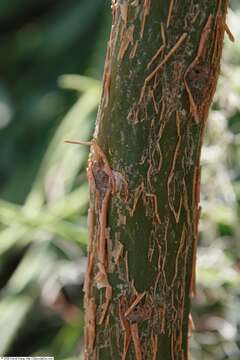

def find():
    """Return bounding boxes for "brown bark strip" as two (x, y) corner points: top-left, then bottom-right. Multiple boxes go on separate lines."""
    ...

(147, 22), (167, 69)
(119, 1), (128, 26)
(98, 282), (113, 325)
(98, 188), (111, 265)
(139, 32), (188, 103)
(171, 226), (187, 287)
(147, 44), (165, 69)
(190, 206), (201, 297)
(151, 333), (158, 360)
(83, 208), (95, 298)
(124, 292), (146, 317)
(118, 297), (131, 360)
(166, 0), (175, 28)
(184, 14), (213, 122)
(146, 32), (188, 82)
(118, 25), (135, 60)
(129, 40), (139, 59)
(167, 111), (182, 223)
(160, 22), (166, 46)
(85, 297), (97, 359)
(224, 22), (235, 42)
(130, 323), (143, 360)
(140, 0), (151, 38)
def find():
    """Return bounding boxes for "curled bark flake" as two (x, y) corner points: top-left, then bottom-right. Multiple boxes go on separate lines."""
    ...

(84, 208), (96, 298)
(119, 0), (128, 26)
(183, 179), (192, 229)
(139, 33), (188, 103)
(118, 297), (132, 351)
(84, 252), (95, 299)
(95, 260), (112, 326)
(147, 44), (165, 69)
(151, 333), (158, 360)
(88, 141), (116, 271)
(171, 226), (187, 287)
(98, 186), (111, 267)
(122, 333), (131, 360)
(150, 89), (159, 114)
(87, 140), (117, 328)
(171, 330), (185, 360)
(192, 165), (201, 208)
(161, 218), (170, 272)
(146, 193), (161, 224)
(95, 264), (110, 289)
(113, 170), (129, 201)
(167, 112), (182, 224)
(91, 140), (113, 179)
(212, 3), (228, 68)
(101, 24), (116, 110)
(99, 283), (113, 325)
(130, 323), (143, 360)
(85, 297), (97, 359)
(184, 14), (220, 123)
(156, 142), (163, 172)
(125, 251), (130, 282)
(148, 230), (155, 262)
(166, 0), (175, 28)
(198, 14), (213, 58)
(118, 25), (135, 60)
(140, 0), (151, 38)
(160, 22), (166, 46)
(129, 39), (139, 59)
(190, 206), (201, 297)
(159, 305), (166, 334)
(127, 102), (141, 124)
(188, 313), (195, 336)
(147, 32), (188, 81)
(129, 182), (144, 216)
(113, 240), (124, 265)
(224, 22), (235, 42)
(124, 292), (146, 318)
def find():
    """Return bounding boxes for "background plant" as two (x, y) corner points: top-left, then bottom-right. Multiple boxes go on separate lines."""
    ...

(0, 1), (239, 359)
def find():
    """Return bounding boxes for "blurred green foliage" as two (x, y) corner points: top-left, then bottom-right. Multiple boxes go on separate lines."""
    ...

(0, 1), (240, 359)
(0, 1), (109, 358)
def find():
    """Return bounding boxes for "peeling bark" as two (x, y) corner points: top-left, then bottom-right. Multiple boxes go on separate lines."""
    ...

(84, 1), (228, 359)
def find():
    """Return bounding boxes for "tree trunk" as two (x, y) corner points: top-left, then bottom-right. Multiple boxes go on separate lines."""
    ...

(84, 1), (228, 359)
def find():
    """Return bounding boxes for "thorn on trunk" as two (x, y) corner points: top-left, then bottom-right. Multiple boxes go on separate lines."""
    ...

(64, 139), (92, 146)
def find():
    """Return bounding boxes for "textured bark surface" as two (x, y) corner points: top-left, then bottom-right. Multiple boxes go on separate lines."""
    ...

(84, 1), (228, 359)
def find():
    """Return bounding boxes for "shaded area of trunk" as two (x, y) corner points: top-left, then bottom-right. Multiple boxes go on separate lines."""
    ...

(84, 1), (228, 359)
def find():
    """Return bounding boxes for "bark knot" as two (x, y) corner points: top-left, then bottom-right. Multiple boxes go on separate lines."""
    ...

(92, 159), (110, 204)
(185, 59), (211, 106)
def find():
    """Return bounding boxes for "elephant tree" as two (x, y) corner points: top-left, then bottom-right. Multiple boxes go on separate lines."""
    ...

(83, 1), (229, 359)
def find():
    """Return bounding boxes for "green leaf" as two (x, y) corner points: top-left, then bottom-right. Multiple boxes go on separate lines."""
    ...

(0, 296), (34, 354)
(26, 86), (100, 210)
